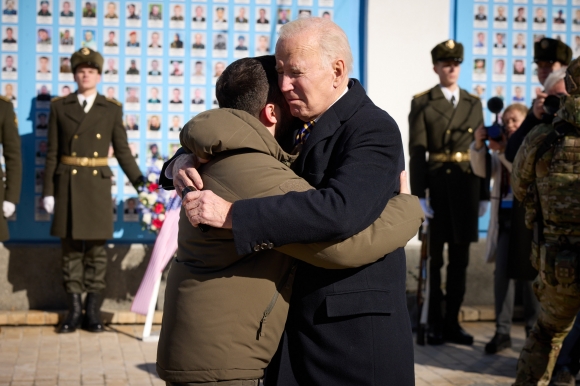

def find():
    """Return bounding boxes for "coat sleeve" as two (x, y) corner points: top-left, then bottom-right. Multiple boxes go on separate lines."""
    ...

(469, 141), (489, 179)
(0, 102), (21, 203)
(277, 194), (424, 269)
(505, 112), (542, 162)
(511, 124), (552, 202)
(43, 102), (59, 197)
(408, 97), (428, 198)
(111, 104), (142, 184)
(231, 110), (402, 255)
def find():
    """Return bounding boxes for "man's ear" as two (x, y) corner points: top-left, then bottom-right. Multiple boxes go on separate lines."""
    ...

(260, 103), (278, 125)
(332, 59), (347, 87)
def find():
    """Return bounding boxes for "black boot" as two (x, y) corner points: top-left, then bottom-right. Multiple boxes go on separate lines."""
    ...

(484, 333), (511, 354)
(57, 293), (83, 333)
(83, 293), (105, 333)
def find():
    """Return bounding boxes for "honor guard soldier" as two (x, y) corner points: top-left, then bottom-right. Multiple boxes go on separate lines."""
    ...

(0, 96), (22, 239)
(409, 40), (488, 345)
(42, 48), (144, 334)
(511, 57), (580, 386)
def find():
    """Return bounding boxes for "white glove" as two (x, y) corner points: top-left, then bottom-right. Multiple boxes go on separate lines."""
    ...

(419, 198), (434, 219)
(478, 200), (489, 217)
(2, 201), (15, 218)
(43, 196), (55, 214)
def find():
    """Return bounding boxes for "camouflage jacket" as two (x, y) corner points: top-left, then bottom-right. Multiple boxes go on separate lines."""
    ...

(511, 95), (580, 240)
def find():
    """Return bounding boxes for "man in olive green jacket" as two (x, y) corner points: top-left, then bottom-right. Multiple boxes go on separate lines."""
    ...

(157, 57), (423, 385)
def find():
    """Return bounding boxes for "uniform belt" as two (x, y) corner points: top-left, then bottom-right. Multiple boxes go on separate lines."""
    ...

(60, 155), (109, 167)
(429, 151), (470, 163)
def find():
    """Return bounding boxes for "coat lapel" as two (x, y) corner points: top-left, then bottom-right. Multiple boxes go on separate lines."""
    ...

(63, 93), (86, 125)
(74, 94), (108, 136)
(449, 90), (476, 130)
(429, 86), (454, 121)
(293, 79), (366, 175)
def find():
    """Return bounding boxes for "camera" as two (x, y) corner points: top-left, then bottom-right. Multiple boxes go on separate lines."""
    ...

(543, 94), (561, 116)
(485, 96), (504, 142)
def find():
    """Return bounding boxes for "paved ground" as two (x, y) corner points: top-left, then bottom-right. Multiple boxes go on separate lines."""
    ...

(0, 321), (577, 386)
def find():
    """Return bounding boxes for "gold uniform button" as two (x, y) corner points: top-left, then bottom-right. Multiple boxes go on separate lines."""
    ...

(468, 127), (473, 133)
(93, 170), (98, 176)
(73, 135), (78, 139)
(96, 134), (101, 139)
(71, 152), (77, 156)
(446, 169), (451, 174)
(93, 151), (99, 157)
(446, 130), (451, 135)
(71, 169), (77, 175)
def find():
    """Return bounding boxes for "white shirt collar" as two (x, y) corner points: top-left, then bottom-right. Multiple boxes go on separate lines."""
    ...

(439, 85), (460, 107)
(313, 85), (349, 123)
(77, 92), (97, 113)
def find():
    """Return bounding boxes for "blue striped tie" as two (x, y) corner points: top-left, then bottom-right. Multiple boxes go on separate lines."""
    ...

(295, 120), (315, 145)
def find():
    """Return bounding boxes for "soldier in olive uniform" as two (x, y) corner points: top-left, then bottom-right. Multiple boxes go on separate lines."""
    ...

(409, 40), (488, 345)
(0, 96), (22, 239)
(511, 58), (580, 386)
(43, 48), (144, 334)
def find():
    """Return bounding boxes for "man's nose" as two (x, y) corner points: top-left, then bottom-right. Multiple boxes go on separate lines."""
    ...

(279, 75), (293, 92)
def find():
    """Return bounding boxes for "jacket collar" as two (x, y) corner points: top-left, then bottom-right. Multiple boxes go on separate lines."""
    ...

(65, 93), (109, 136)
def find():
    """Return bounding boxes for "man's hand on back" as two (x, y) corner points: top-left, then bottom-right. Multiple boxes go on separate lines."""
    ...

(182, 190), (233, 229)
(171, 154), (204, 197)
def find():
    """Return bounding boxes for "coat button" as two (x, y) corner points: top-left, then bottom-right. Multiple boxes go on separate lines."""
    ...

(93, 170), (98, 176)
(72, 169), (77, 175)
(261, 243), (268, 250)
(446, 169), (451, 174)
(93, 151), (99, 157)
(253, 245), (260, 252)
(71, 152), (77, 156)
(73, 135), (78, 139)
(96, 134), (101, 139)
(468, 127), (473, 133)
(267, 242), (274, 249)
(446, 130), (451, 134)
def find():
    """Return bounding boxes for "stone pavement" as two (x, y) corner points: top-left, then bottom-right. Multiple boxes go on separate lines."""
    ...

(0, 321), (576, 386)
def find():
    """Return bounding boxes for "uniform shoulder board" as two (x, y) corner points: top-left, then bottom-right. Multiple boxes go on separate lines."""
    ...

(0, 95), (10, 103)
(469, 93), (480, 99)
(106, 97), (122, 107)
(51, 96), (65, 102)
(412, 89), (430, 99)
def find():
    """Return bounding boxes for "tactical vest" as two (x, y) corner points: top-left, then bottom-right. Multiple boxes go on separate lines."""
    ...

(535, 122), (580, 239)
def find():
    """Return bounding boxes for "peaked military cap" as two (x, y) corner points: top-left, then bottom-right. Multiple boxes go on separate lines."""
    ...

(534, 38), (572, 65)
(71, 47), (104, 74)
(431, 40), (463, 64)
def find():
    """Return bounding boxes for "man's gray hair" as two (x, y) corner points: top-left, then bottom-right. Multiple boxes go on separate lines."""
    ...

(543, 67), (567, 91)
(278, 17), (353, 74)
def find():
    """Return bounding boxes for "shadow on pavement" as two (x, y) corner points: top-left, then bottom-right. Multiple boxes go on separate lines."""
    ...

(136, 363), (160, 378)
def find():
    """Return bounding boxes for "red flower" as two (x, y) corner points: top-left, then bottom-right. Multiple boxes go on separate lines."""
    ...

(152, 218), (163, 229)
(148, 183), (159, 192)
(153, 203), (164, 214)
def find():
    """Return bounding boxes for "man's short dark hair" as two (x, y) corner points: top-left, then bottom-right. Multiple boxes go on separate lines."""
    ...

(216, 55), (285, 118)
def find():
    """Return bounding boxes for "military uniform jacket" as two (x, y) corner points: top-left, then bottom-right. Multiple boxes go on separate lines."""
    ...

(0, 97), (21, 241)
(43, 93), (141, 240)
(409, 85), (487, 243)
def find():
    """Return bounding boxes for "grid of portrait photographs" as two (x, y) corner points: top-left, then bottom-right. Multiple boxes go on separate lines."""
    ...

(0, 0), (338, 227)
(463, 0), (580, 122)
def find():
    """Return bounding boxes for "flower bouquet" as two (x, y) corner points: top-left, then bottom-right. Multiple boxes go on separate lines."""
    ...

(137, 158), (181, 234)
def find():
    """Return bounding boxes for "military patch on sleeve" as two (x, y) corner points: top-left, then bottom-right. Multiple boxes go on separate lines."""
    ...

(279, 179), (314, 193)
(51, 96), (64, 102)
(413, 89), (430, 99)
(106, 97), (122, 107)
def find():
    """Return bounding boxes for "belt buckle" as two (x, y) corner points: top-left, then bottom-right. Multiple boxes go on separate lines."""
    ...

(80, 157), (89, 167)
(454, 152), (463, 162)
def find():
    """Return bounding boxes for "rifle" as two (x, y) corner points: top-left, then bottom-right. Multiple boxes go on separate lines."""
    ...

(416, 222), (430, 345)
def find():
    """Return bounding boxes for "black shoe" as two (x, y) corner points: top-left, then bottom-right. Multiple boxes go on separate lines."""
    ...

(443, 326), (474, 345)
(484, 333), (511, 354)
(83, 293), (105, 333)
(427, 330), (445, 345)
(550, 366), (576, 386)
(57, 293), (83, 334)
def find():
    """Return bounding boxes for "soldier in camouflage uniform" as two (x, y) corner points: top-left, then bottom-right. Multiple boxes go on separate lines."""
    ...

(511, 58), (580, 386)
